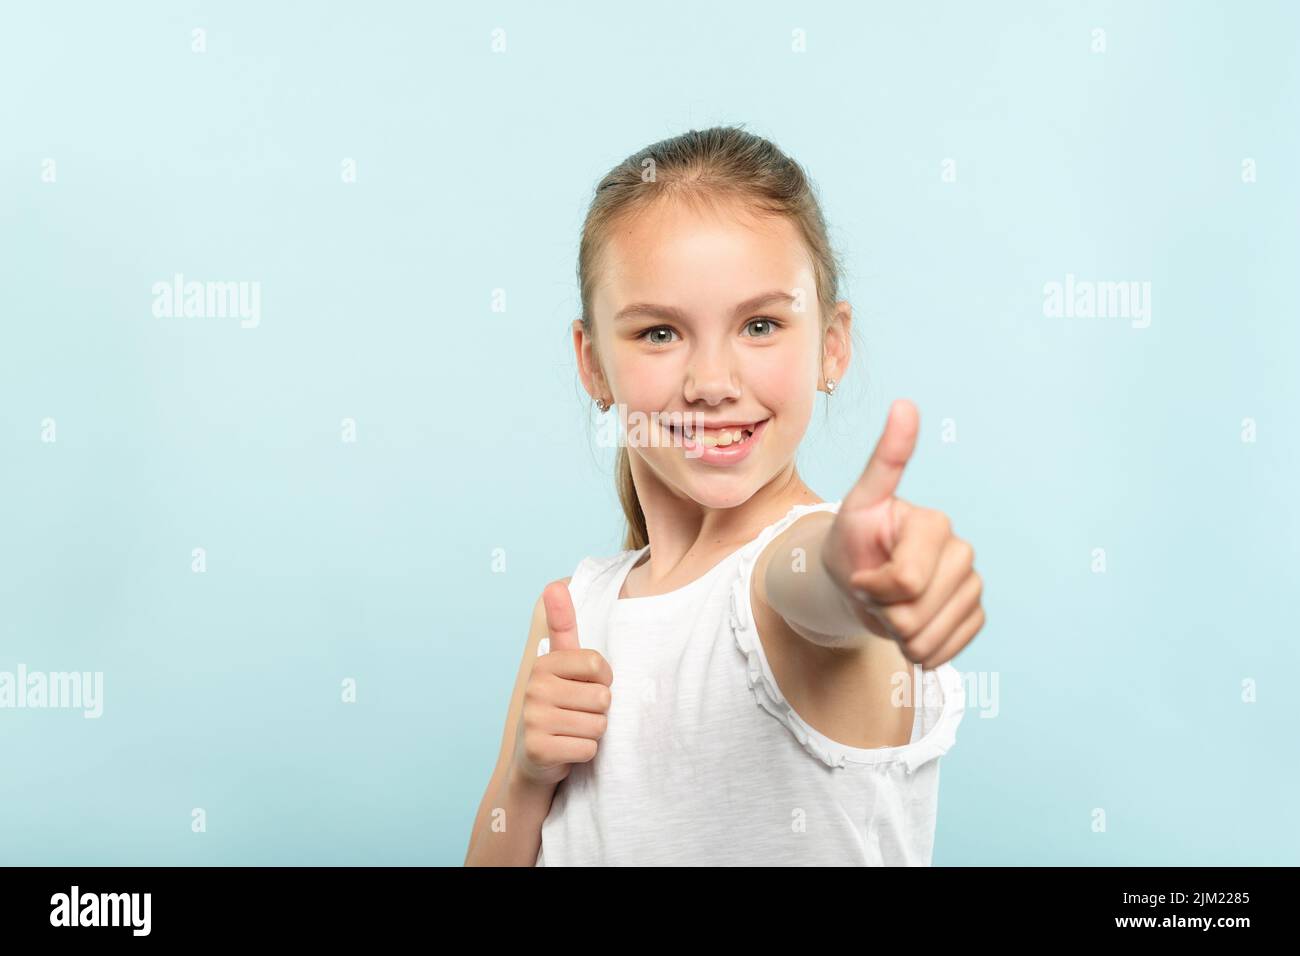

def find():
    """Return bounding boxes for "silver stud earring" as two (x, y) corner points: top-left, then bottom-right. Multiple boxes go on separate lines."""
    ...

(825, 378), (837, 395)
(596, 397), (611, 412)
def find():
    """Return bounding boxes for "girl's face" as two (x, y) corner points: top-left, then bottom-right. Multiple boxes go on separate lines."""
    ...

(577, 197), (850, 511)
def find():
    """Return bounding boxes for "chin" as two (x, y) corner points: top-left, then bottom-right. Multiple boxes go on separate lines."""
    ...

(675, 473), (766, 511)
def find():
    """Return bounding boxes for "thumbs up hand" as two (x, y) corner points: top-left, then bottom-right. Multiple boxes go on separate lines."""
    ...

(511, 580), (614, 788)
(821, 399), (985, 669)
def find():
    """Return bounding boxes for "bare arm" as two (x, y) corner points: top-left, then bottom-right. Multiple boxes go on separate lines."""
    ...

(753, 511), (916, 748)
(463, 584), (566, 867)
(758, 511), (882, 648)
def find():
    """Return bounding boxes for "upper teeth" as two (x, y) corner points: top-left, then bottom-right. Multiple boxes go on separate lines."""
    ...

(679, 425), (752, 447)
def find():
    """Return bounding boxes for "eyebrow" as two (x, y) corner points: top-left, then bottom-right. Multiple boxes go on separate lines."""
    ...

(613, 290), (797, 324)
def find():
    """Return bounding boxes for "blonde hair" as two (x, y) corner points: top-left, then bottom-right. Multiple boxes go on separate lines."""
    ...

(577, 124), (847, 551)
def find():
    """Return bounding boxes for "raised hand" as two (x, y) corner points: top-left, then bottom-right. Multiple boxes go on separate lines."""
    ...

(821, 399), (984, 669)
(510, 581), (614, 787)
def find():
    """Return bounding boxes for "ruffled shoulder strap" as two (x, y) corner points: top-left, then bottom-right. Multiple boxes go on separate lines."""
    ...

(728, 499), (966, 772)
(547, 547), (648, 658)
(565, 548), (636, 608)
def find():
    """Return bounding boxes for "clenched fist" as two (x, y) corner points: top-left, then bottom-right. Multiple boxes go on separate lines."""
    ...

(510, 580), (614, 788)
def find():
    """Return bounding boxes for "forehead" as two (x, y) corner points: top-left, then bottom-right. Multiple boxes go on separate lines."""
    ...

(592, 197), (815, 320)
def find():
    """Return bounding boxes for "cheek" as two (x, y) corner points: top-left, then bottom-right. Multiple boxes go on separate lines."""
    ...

(611, 353), (678, 407)
(751, 355), (813, 411)
(751, 357), (817, 446)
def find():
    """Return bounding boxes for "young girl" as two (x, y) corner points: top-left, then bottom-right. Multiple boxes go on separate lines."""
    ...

(465, 126), (984, 867)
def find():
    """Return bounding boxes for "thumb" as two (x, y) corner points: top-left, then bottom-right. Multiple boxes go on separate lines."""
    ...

(542, 580), (581, 652)
(842, 399), (919, 512)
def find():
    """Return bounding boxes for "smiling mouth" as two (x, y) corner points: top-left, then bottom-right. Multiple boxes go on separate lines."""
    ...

(663, 419), (766, 449)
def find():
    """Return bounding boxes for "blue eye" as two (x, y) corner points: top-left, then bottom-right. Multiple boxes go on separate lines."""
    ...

(640, 319), (781, 344)
(641, 326), (679, 345)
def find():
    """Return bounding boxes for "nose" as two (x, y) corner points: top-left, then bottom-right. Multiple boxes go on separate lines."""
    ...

(683, 341), (742, 406)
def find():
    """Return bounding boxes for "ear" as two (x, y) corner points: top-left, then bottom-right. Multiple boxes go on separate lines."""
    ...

(572, 318), (607, 402)
(821, 301), (853, 387)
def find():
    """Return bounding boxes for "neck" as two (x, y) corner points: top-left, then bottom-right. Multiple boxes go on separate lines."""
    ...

(626, 457), (823, 574)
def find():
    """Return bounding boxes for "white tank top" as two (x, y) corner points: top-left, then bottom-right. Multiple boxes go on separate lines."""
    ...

(535, 500), (966, 866)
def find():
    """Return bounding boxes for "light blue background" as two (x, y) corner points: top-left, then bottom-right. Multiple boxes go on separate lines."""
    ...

(2, 1), (1296, 865)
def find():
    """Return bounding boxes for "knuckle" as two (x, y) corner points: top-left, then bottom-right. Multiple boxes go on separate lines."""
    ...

(523, 731), (544, 764)
(886, 606), (920, 640)
(521, 704), (540, 731)
(892, 564), (925, 600)
(956, 537), (974, 569)
(909, 636), (939, 661)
